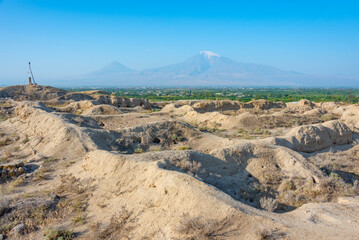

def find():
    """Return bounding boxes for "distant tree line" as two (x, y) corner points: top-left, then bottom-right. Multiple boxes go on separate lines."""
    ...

(64, 87), (359, 103)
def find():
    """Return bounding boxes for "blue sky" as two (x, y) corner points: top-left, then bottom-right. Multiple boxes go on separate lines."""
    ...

(1, 0), (359, 82)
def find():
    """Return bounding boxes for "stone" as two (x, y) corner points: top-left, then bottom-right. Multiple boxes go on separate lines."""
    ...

(10, 223), (25, 235)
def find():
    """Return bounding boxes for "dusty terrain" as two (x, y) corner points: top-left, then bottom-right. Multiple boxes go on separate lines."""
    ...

(1, 85), (359, 239)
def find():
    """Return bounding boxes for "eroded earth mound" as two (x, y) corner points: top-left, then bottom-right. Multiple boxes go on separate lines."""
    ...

(1, 86), (359, 239)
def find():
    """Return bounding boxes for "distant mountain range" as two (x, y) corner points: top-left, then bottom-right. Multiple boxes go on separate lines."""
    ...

(60, 51), (357, 87)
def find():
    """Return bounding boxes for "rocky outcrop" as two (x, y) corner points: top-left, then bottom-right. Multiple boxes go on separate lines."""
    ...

(0, 162), (26, 180)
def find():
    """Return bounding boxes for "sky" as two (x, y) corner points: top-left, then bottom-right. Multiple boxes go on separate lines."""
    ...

(1, 0), (359, 82)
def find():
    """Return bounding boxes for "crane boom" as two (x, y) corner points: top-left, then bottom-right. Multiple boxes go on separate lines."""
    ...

(28, 62), (37, 85)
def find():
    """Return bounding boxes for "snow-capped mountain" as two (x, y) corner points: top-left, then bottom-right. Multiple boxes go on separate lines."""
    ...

(140, 51), (308, 85)
(61, 51), (345, 86)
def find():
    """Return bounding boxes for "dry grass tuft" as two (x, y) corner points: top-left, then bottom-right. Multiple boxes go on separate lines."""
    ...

(258, 229), (286, 240)
(0, 187), (9, 216)
(97, 207), (136, 240)
(177, 214), (238, 240)
(9, 177), (25, 188)
(0, 203), (64, 236)
(71, 213), (86, 225)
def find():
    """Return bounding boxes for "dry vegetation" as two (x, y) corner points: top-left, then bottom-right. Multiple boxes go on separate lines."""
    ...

(176, 214), (239, 240)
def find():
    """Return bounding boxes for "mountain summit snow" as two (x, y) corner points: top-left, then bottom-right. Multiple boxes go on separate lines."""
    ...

(199, 51), (221, 58)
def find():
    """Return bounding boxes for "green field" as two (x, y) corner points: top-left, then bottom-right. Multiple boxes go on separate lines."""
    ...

(66, 87), (359, 103)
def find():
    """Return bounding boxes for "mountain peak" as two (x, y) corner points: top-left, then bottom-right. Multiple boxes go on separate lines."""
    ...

(91, 61), (136, 75)
(199, 51), (221, 58)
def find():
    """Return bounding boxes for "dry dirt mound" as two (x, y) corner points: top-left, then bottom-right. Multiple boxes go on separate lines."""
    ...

(12, 102), (122, 158)
(13, 102), (198, 155)
(191, 99), (286, 113)
(161, 99), (285, 113)
(81, 150), (359, 239)
(340, 105), (359, 127)
(161, 103), (194, 114)
(0, 85), (152, 111)
(125, 143), (325, 211)
(299, 99), (315, 108)
(82, 104), (123, 115)
(57, 99), (148, 115)
(0, 85), (67, 101)
(57, 100), (97, 113)
(275, 120), (352, 153)
(81, 150), (264, 239)
(94, 94), (152, 109)
(182, 110), (322, 130)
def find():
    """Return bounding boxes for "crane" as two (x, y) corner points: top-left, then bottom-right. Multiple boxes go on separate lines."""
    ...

(28, 62), (37, 85)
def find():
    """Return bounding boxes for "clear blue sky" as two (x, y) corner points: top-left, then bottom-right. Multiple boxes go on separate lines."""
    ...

(1, 0), (359, 81)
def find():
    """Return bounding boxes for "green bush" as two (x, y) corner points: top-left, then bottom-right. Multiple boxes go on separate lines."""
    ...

(134, 148), (144, 154)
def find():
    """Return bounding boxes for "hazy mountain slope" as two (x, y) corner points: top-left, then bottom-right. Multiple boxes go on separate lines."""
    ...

(140, 51), (311, 86)
(56, 51), (355, 87)
(90, 61), (137, 75)
(144, 51), (284, 76)
(61, 61), (140, 86)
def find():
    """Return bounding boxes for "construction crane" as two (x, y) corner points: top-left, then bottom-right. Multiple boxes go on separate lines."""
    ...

(28, 61), (37, 85)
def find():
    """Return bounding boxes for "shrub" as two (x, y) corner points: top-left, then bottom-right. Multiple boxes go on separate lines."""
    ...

(0, 138), (10, 146)
(176, 146), (190, 151)
(258, 229), (286, 240)
(254, 127), (270, 135)
(44, 157), (58, 163)
(278, 179), (294, 192)
(198, 126), (208, 132)
(171, 134), (183, 142)
(71, 213), (86, 225)
(22, 137), (29, 144)
(237, 128), (246, 134)
(33, 169), (48, 181)
(152, 148), (162, 152)
(134, 148), (143, 154)
(260, 197), (278, 212)
(44, 228), (74, 240)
